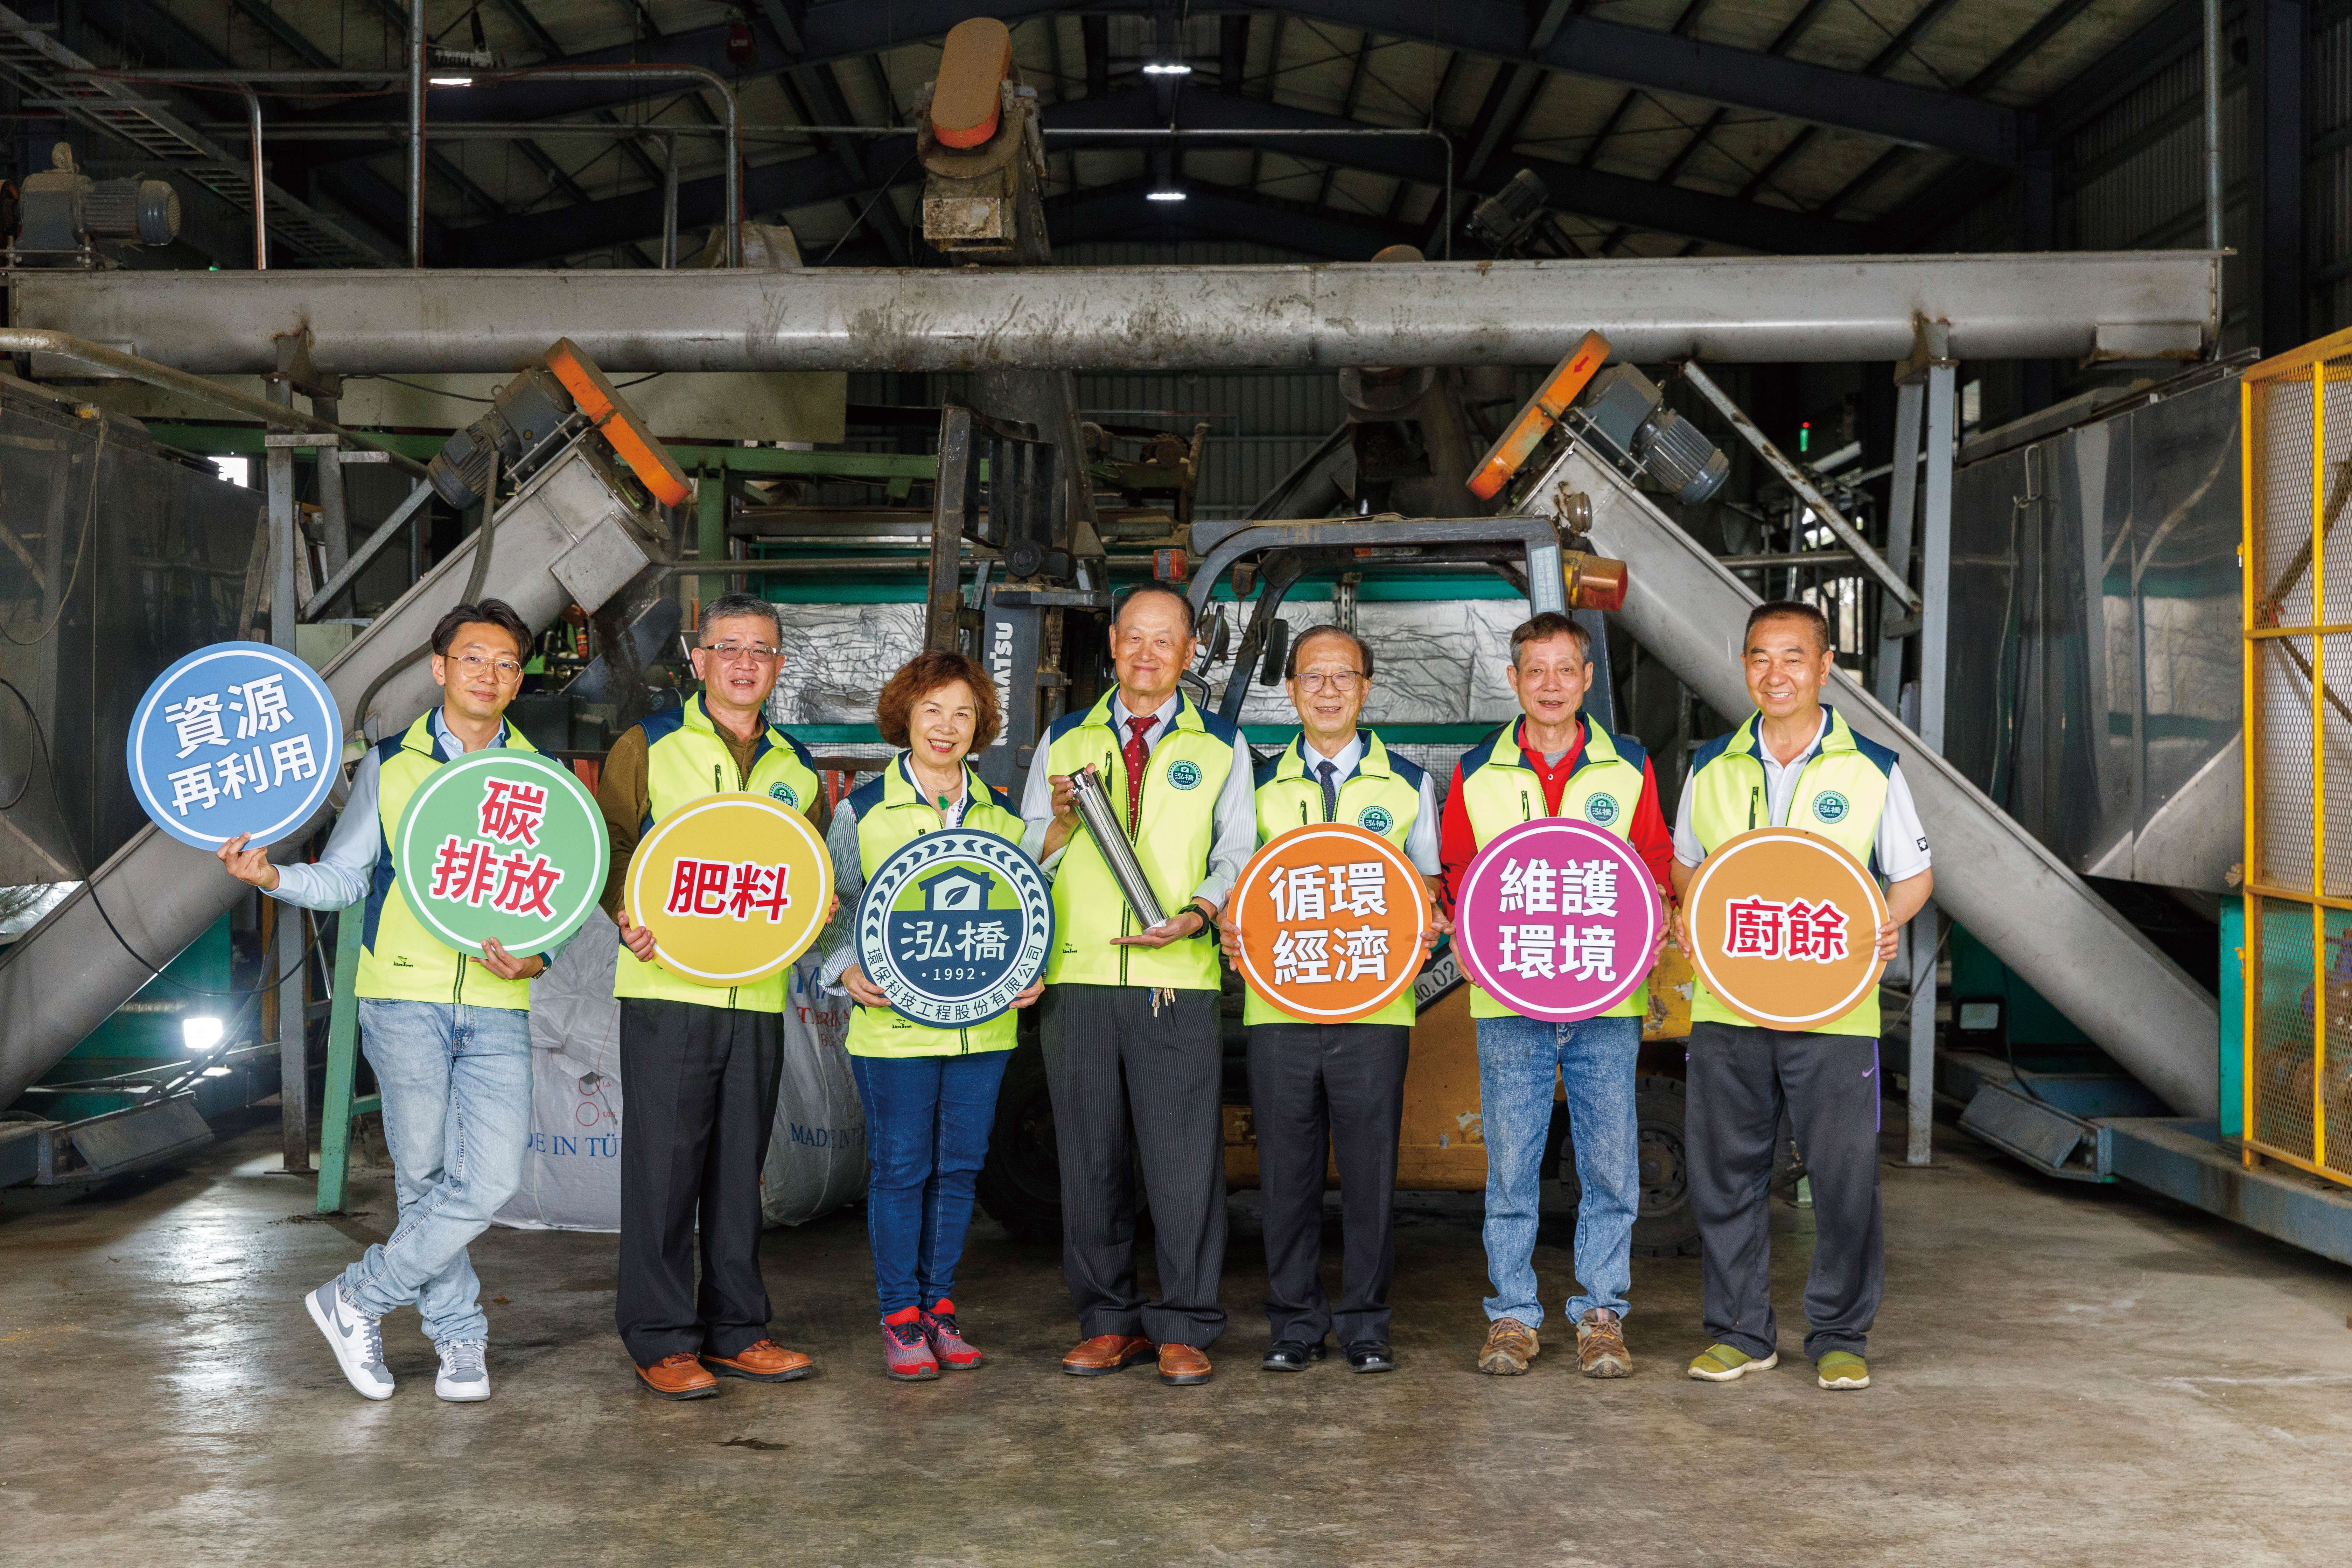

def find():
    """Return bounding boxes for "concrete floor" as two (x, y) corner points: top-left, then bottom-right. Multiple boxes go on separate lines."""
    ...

(3, 1109), (2349, 1567)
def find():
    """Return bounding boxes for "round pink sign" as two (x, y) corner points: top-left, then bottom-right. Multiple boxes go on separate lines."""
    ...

(1455, 819), (1664, 1022)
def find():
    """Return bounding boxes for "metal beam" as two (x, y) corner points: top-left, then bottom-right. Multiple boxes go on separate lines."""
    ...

(1248, 0), (2018, 163)
(13, 251), (2222, 373)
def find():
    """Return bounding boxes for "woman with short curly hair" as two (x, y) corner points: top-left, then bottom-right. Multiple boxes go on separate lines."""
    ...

(811, 650), (1039, 1380)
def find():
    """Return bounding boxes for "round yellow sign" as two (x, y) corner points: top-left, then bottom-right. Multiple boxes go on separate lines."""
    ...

(625, 792), (833, 988)
(1684, 827), (1890, 1030)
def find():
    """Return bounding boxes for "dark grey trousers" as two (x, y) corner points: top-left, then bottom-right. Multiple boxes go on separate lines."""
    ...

(1041, 982), (1227, 1349)
(615, 999), (783, 1367)
(1247, 1022), (1410, 1347)
(1685, 1020), (1885, 1362)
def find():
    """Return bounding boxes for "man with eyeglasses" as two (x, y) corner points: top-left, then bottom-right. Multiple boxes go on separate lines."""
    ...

(1216, 625), (1445, 1376)
(595, 591), (827, 1400)
(219, 599), (550, 1405)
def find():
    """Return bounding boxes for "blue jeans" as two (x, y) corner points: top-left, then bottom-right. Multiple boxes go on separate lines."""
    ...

(340, 1000), (532, 1346)
(1475, 1013), (1642, 1330)
(849, 1050), (1011, 1317)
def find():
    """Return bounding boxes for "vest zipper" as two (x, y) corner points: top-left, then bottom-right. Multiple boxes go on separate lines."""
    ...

(1749, 785), (1759, 831)
(1520, 788), (1533, 822)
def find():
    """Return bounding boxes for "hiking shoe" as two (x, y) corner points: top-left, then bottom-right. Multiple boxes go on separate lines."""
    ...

(920, 1300), (983, 1370)
(435, 1340), (490, 1402)
(1576, 1309), (1632, 1378)
(306, 1281), (393, 1400)
(1816, 1351), (1870, 1390)
(1688, 1344), (1779, 1382)
(1477, 1317), (1540, 1376)
(883, 1314), (940, 1382)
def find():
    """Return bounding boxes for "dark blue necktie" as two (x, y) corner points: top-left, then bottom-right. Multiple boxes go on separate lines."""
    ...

(1318, 760), (1339, 822)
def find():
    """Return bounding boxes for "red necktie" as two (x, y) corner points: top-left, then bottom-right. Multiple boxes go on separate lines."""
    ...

(1122, 714), (1155, 832)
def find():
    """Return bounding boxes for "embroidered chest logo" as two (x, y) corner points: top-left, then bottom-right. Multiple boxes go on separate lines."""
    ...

(1812, 791), (1850, 825)
(769, 782), (800, 807)
(1357, 805), (1395, 834)
(1583, 793), (1620, 827)
(1165, 761), (1203, 791)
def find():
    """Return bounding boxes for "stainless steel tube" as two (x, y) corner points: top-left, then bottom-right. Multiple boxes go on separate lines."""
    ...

(241, 84), (266, 270)
(1069, 765), (1166, 929)
(10, 253), (2224, 374)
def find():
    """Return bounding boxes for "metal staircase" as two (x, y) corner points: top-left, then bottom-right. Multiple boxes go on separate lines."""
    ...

(0, 5), (394, 268)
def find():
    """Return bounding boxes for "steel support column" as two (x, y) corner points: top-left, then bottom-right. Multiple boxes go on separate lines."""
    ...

(2249, 0), (2305, 355)
(265, 378), (309, 1173)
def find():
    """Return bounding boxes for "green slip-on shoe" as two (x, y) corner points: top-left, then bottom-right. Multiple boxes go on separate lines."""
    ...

(1815, 1351), (1870, 1390)
(1687, 1344), (1778, 1382)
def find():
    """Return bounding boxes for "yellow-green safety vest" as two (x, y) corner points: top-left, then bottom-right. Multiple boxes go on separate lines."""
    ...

(843, 752), (1026, 1058)
(1684, 704), (1897, 1036)
(1039, 690), (1245, 990)
(1456, 714), (1655, 1021)
(356, 708), (539, 1011)
(612, 692), (822, 1014)
(1243, 729), (1429, 1028)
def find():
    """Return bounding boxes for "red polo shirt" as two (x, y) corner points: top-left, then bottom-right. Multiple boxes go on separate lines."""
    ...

(1438, 719), (1676, 915)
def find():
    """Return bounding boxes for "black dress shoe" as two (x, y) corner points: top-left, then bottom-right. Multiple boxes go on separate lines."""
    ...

(1344, 1340), (1397, 1373)
(1261, 1339), (1328, 1372)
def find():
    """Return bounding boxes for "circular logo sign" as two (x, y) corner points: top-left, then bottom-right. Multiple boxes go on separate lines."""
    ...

(1583, 793), (1620, 827)
(855, 829), (1054, 1027)
(1455, 820), (1662, 1022)
(1683, 828), (1890, 1029)
(1165, 760), (1203, 791)
(1812, 791), (1850, 825)
(1357, 805), (1394, 835)
(127, 641), (342, 850)
(1231, 823), (1429, 1023)
(392, 750), (609, 958)
(625, 793), (832, 987)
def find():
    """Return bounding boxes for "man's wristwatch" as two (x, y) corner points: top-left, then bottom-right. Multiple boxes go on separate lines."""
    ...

(1187, 899), (1218, 937)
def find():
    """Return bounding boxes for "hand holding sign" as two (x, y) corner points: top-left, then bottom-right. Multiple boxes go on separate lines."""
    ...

(625, 793), (832, 986)
(393, 751), (608, 958)
(1230, 824), (1429, 1024)
(1454, 820), (1664, 1022)
(130, 642), (342, 852)
(854, 829), (1054, 1026)
(1682, 828), (1890, 1029)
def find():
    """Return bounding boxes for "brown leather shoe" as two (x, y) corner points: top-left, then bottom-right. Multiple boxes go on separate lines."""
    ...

(1060, 1334), (1155, 1376)
(702, 1339), (815, 1382)
(637, 1352), (719, 1400)
(1157, 1344), (1213, 1385)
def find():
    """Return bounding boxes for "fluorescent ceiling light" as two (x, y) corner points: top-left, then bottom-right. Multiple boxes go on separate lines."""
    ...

(182, 1015), (224, 1053)
(1146, 189), (1187, 202)
(1141, 62), (1191, 75)
(429, 75), (474, 86)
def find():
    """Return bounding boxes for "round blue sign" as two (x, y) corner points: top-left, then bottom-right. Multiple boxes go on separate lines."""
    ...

(127, 641), (342, 850)
(855, 828), (1054, 1028)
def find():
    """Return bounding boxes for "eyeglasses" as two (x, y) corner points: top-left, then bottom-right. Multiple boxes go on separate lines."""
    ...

(1294, 671), (1363, 693)
(451, 653), (524, 680)
(700, 642), (781, 664)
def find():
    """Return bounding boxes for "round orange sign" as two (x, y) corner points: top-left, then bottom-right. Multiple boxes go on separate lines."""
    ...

(1231, 822), (1429, 1024)
(1683, 828), (1890, 1030)
(625, 793), (833, 988)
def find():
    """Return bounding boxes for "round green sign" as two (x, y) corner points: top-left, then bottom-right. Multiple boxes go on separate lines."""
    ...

(392, 750), (610, 958)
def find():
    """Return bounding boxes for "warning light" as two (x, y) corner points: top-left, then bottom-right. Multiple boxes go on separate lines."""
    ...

(1799, 421), (1811, 454)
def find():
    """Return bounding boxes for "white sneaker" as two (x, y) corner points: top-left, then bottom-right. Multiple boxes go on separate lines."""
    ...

(306, 1281), (393, 1400)
(436, 1340), (491, 1402)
